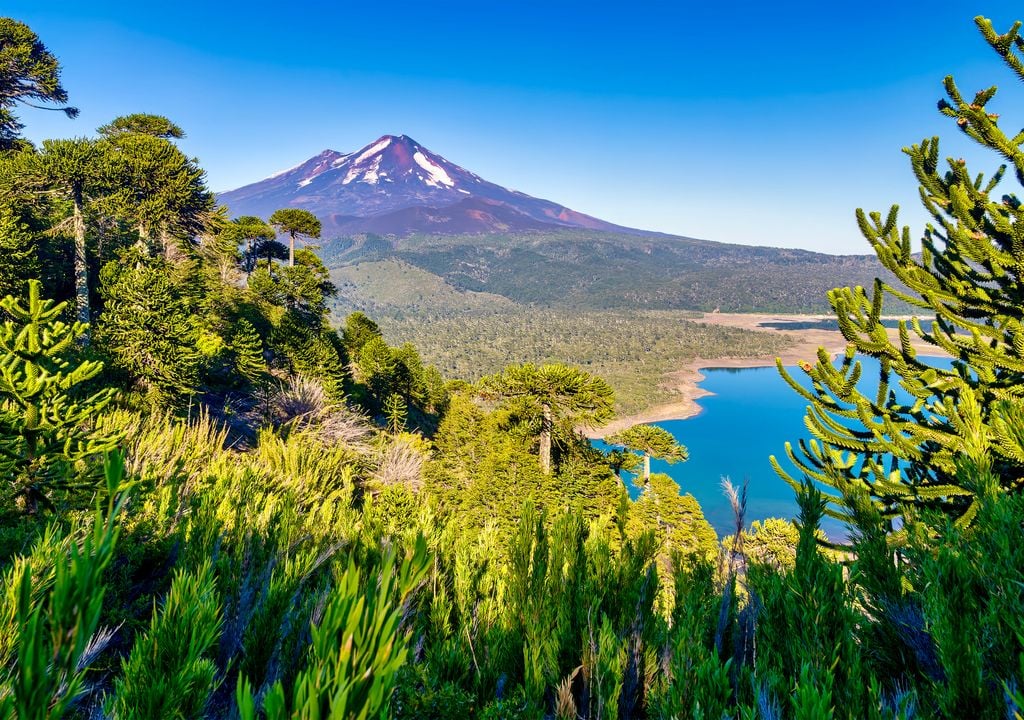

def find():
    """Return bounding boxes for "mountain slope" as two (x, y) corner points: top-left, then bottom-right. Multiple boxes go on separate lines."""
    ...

(219, 135), (643, 236)
(222, 135), (908, 315)
(318, 229), (913, 315)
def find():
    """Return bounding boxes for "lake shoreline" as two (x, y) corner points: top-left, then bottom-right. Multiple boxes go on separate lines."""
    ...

(588, 312), (938, 438)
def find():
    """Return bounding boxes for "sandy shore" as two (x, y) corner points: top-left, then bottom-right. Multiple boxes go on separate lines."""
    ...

(589, 312), (936, 438)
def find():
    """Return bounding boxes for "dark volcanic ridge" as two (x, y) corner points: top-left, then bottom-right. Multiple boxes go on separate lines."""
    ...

(218, 134), (648, 237)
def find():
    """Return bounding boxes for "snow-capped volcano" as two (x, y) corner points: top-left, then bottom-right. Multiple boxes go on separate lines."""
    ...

(219, 135), (645, 236)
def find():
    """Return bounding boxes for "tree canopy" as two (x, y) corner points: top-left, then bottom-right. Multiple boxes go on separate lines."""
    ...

(97, 113), (185, 140)
(0, 17), (78, 150)
(606, 423), (688, 485)
(481, 362), (614, 474)
(269, 208), (321, 267)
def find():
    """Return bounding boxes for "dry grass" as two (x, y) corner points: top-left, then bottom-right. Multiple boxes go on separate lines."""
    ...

(372, 437), (426, 492)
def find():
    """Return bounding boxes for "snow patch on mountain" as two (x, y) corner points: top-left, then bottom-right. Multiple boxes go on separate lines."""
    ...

(353, 137), (392, 165)
(413, 151), (454, 188)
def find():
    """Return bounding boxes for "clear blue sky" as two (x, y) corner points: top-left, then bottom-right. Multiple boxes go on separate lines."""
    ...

(9, 1), (1024, 254)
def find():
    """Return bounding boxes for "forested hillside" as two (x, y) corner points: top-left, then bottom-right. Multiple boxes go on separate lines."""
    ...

(0, 14), (1022, 720)
(376, 309), (792, 415)
(321, 229), (915, 315)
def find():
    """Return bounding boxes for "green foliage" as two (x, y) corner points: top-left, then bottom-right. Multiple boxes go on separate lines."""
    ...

(772, 15), (1024, 528)
(481, 362), (614, 474)
(101, 130), (212, 253)
(0, 280), (118, 510)
(32, 137), (109, 329)
(628, 473), (718, 561)
(228, 215), (278, 272)
(270, 208), (321, 266)
(230, 317), (266, 385)
(110, 560), (222, 719)
(97, 113), (184, 140)
(722, 518), (803, 571)
(606, 424), (687, 483)
(749, 482), (867, 719)
(97, 255), (204, 406)
(238, 537), (430, 720)
(342, 311), (382, 356)
(0, 18), (78, 150)
(2, 15), (1023, 720)
(906, 460), (1024, 717)
(380, 309), (793, 415)
(648, 560), (729, 720)
(269, 208), (321, 239)
(0, 204), (38, 299)
(0, 453), (127, 719)
(385, 393), (408, 433)
(328, 228), (913, 315)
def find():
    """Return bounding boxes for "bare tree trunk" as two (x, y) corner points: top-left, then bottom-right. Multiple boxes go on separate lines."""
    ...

(643, 452), (651, 486)
(72, 187), (90, 343)
(136, 222), (151, 256)
(288, 232), (295, 267)
(540, 402), (552, 475)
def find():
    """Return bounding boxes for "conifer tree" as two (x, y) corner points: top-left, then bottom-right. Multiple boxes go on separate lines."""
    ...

(100, 130), (212, 255)
(97, 113), (184, 140)
(342, 311), (382, 357)
(0, 18), (78, 150)
(605, 423), (688, 486)
(0, 204), (37, 299)
(231, 318), (265, 386)
(0, 280), (118, 511)
(228, 215), (277, 272)
(384, 393), (408, 433)
(96, 254), (202, 406)
(771, 15), (1024, 528)
(269, 208), (320, 267)
(481, 363), (615, 475)
(33, 138), (105, 337)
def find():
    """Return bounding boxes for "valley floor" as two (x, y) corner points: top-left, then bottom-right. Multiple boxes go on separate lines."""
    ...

(591, 312), (940, 436)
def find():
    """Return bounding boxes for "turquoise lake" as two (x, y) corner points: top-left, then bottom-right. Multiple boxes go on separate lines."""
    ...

(596, 355), (951, 540)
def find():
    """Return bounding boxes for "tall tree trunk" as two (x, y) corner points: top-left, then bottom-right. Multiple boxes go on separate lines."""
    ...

(540, 402), (552, 475)
(288, 232), (295, 267)
(160, 226), (171, 259)
(643, 452), (651, 486)
(72, 186), (90, 344)
(136, 222), (151, 256)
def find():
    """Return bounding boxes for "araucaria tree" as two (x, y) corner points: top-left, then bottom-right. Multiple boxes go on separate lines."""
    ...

(481, 362), (614, 474)
(0, 18), (78, 150)
(33, 138), (105, 335)
(0, 280), (118, 511)
(269, 208), (321, 267)
(606, 423), (687, 486)
(772, 15), (1024, 528)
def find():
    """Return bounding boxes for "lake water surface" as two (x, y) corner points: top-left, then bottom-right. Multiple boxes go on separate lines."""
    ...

(650, 364), (845, 538)
(598, 356), (951, 539)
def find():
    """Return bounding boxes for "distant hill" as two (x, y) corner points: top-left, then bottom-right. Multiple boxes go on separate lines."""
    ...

(221, 135), (907, 315)
(322, 230), (911, 315)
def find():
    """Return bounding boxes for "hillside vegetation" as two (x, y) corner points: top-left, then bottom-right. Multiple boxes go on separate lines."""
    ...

(323, 229), (916, 314)
(0, 13), (1022, 720)
(378, 309), (793, 414)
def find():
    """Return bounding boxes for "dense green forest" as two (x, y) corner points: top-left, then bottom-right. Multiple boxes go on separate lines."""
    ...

(321, 228), (917, 315)
(0, 13), (1023, 720)
(375, 310), (792, 415)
